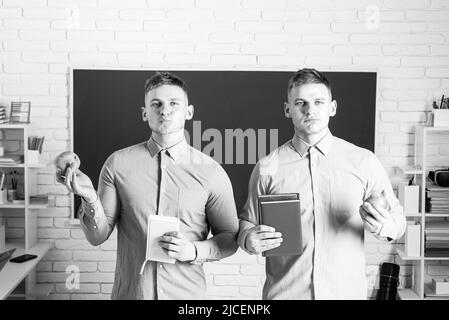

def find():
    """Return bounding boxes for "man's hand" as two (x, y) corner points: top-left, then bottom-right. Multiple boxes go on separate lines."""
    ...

(159, 232), (196, 262)
(56, 161), (97, 203)
(245, 225), (283, 255)
(359, 202), (393, 236)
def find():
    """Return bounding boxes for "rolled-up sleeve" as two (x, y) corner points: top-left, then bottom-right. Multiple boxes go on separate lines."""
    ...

(78, 154), (120, 246)
(192, 165), (239, 263)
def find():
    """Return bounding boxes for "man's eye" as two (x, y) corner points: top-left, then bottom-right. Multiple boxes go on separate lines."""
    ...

(295, 101), (304, 106)
(315, 101), (323, 105)
(151, 102), (161, 108)
(170, 101), (179, 106)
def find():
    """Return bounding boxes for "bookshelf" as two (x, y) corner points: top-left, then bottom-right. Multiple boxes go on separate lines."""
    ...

(0, 124), (51, 300)
(396, 126), (449, 300)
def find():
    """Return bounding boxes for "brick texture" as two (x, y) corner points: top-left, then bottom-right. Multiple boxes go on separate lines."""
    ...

(1, 1), (448, 300)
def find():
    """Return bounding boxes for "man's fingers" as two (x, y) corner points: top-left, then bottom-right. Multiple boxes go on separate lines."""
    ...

(362, 203), (384, 222)
(160, 235), (181, 245)
(261, 238), (283, 246)
(160, 242), (179, 252)
(258, 232), (283, 240)
(64, 168), (74, 193)
(56, 170), (64, 184)
(256, 242), (282, 253)
(254, 225), (275, 233)
(360, 208), (381, 232)
(71, 170), (80, 191)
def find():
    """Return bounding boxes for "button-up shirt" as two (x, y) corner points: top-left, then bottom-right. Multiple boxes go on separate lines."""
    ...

(79, 137), (239, 300)
(238, 131), (406, 300)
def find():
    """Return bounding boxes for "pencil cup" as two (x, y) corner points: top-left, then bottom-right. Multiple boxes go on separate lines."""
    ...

(433, 109), (449, 127)
(7, 189), (17, 202)
(27, 149), (39, 165)
(0, 189), (6, 204)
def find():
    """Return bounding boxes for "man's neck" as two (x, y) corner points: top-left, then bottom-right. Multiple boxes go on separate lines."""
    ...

(151, 131), (185, 148)
(295, 129), (329, 146)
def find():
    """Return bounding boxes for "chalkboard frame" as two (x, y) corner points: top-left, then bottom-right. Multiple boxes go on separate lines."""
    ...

(68, 67), (379, 221)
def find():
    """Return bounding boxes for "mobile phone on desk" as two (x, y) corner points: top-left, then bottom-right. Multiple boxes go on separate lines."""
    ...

(10, 254), (38, 263)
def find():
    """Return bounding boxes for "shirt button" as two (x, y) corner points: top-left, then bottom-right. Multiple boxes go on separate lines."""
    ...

(159, 264), (163, 269)
(161, 188), (165, 193)
(90, 209), (94, 213)
(161, 164), (166, 169)
(159, 289), (163, 293)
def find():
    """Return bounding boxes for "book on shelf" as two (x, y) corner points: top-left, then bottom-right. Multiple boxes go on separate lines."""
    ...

(425, 220), (449, 253)
(30, 195), (48, 205)
(426, 181), (449, 214)
(0, 155), (22, 165)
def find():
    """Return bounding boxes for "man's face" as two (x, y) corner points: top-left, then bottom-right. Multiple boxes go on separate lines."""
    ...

(143, 84), (193, 135)
(285, 83), (337, 139)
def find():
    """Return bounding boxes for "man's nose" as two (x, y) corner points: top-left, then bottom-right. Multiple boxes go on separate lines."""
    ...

(159, 103), (172, 115)
(304, 103), (317, 116)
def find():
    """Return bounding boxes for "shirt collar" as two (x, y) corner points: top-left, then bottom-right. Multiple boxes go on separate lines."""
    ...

(146, 136), (188, 161)
(291, 130), (333, 157)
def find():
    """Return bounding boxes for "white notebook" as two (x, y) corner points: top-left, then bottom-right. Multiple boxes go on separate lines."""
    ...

(140, 215), (180, 274)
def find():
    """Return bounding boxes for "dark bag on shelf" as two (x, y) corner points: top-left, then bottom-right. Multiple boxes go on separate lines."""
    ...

(428, 168), (449, 187)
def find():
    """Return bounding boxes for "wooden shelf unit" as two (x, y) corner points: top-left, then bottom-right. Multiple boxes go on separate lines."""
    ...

(0, 124), (51, 299)
(396, 126), (449, 300)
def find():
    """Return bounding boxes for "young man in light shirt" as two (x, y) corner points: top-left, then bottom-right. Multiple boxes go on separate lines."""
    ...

(238, 68), (406, 299)
(58, 71), (239, 300)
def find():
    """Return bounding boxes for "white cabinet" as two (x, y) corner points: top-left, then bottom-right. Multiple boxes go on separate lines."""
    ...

(0, 124), (52, 299)
(396, 125), (449, 300)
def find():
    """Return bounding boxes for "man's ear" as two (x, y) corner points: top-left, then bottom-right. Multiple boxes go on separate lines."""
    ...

(185, 105), (194, 120)
(330, 100), (337, 117)
(141, 107), (147, 121)
(284, 102), (292, 118)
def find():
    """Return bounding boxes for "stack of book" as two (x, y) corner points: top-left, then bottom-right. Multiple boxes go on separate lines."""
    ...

(30, 195), (48, 205)
(425, 220), (449, 257)
(0, 155), (21, 165)
(0, 106), (7, 124)
(426, 181), (449, 214)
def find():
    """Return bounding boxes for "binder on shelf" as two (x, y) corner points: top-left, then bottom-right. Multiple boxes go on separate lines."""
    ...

(258, 193), (302, 257)
(405, 222), (421, 257)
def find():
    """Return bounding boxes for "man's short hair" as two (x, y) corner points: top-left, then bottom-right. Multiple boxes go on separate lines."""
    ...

(287, 68), (332, 98)
(144, 71), (188, 97)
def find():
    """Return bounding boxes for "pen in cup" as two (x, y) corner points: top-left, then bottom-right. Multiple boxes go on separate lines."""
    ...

(0, 172), (5, 190)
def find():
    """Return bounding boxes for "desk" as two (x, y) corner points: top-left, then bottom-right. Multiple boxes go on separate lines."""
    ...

(0, 241), (52, 299)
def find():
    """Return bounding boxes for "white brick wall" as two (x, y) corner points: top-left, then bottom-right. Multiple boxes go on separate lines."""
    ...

(1, 0), (449, 300)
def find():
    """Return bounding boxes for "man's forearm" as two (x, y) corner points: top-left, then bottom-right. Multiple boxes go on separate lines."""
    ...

(79, 196), (114, 246)
(192, 232), (238, 263)
(237, 219), (256, 253)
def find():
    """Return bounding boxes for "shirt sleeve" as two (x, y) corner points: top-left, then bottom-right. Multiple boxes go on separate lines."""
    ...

(237, 162), (266, 254)
(191, 165), (239, 263)
(365, 152), (406, 242)
(78, 154), (120, 246)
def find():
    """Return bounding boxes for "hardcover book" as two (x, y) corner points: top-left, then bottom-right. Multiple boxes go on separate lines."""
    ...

(258, 193), (302, 257)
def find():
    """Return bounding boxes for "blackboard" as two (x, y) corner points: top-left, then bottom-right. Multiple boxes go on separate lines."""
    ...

(72, 69), (377, 218)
